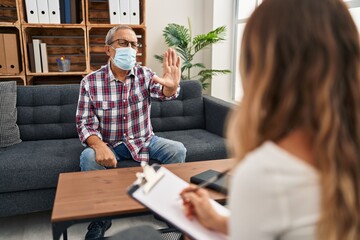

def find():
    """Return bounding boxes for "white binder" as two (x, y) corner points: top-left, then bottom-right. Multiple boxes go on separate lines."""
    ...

(37, 0), (50, 23)
(129, 0), (140, 24)
(25, 0), (39, 23)
(32, 39), (43, 73)
(108, 0), (121, 24)
(40, 43), (49, 73)
(48, 0), (61, 24)
(120, 0), (130, 24)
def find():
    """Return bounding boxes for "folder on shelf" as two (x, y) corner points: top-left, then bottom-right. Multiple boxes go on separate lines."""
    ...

(129, 0), (140, 24)
(59, 0), (66, 23)
(3, 34), (20, 74)
(32, 39), (43, 73)
(37, 0), (50, 23)
(120, 0), (130, 24)
(127, 163), (229, 240)
(25, 0), (39, 23)
(64, 0), (71, 23)
(76, 0), (82, 23)
(109, 0), (121, 24)
(0, 34), (7, 74)
(48, 0), (61, 24)
(27, 43), (36, 73)
(70, 0), (78, 23)
(40, 43), (49, 73)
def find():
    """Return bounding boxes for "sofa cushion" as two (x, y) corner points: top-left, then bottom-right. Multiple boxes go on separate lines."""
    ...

(151, 80), (205, 132)
(0, 81), (21, 148)
(156, 129), (228, 162)
(0, 188), (56, 217)
(16, 84), (79, 141)
(0, 138), (83, 193)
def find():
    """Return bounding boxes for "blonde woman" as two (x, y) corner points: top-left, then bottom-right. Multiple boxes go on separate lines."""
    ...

(181, 0), (360, 239)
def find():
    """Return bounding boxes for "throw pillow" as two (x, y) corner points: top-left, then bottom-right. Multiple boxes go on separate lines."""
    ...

(0, 81), (21, 147)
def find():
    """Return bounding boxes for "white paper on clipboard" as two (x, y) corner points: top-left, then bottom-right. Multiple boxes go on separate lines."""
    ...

(128, 166), (229, 240)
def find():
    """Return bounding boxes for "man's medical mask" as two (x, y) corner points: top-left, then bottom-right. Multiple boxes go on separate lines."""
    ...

(110, 46), (136, 70)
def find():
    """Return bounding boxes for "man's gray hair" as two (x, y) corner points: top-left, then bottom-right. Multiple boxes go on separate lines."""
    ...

(105, 25), (136, 45)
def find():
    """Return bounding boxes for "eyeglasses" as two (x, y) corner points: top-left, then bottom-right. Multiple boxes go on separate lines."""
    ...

(108, 39), (140, 49)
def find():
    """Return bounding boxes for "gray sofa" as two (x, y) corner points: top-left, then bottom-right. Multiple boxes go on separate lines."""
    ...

(0, 80), (234, 217)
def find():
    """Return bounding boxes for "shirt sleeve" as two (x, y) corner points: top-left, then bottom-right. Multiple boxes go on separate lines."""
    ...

(143, 67), (180, 100)
(228, 158), (288, 240)
(75, 79), (103, 146)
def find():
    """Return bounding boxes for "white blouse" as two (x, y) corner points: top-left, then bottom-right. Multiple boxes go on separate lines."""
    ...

(229, 141), (320, 240)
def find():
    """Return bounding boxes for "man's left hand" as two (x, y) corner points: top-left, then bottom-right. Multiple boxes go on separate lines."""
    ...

(153, 48), (181, 96)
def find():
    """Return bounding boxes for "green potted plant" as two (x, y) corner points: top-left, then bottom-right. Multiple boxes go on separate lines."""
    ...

(154, 19), (231, 89)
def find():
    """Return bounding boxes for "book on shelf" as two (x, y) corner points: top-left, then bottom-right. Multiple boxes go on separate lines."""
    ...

(59, 0), (66, 23)
(32, 39), (43, 73)
(27, 43), (36, 73)
(40, 43), (49, 73)
(70, 0), (80, 23)
(63, 0), (71, 23)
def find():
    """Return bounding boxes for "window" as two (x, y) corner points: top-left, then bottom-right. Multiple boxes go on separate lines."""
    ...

(233, 0), (262, 101)
(232, 0), (360, 102)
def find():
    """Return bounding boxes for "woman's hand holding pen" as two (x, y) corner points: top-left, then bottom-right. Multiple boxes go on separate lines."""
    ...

(180, 185), (228, 233)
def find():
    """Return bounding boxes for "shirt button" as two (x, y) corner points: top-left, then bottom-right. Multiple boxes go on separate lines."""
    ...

(123, 133), (126, 136)
(123, 99), (126, 103)
(123, 116), (126, 120)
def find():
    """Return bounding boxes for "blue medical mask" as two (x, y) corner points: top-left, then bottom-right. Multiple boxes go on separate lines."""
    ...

(110, 46), (136, 70)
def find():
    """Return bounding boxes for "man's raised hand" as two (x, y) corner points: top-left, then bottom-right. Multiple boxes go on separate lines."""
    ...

(153, 48), (181, 95)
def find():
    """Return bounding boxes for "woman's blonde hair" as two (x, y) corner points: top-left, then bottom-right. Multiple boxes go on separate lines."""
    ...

(227, 0), (360, 239)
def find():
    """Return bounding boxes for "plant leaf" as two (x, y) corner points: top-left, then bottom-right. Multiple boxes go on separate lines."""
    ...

(163, 24), (190, 50)
(198, 69), (231, 77)
(198, 69), (231, 81)
(154, 54), (164, 63)
(192, 63), (206, 69)
(193, 26), (227, 53)
(175, 47), (189, 62)
(154, 20), (231, 90)
(201, 82), (210, 90)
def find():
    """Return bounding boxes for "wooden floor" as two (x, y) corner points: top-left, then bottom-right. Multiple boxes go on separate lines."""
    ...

(0, 211), (167, 240)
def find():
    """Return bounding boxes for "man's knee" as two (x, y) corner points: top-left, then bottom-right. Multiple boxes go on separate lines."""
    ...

(80, 147), (104, 171)
(174, 142), (186, 163)
(165, 141), (186, 163)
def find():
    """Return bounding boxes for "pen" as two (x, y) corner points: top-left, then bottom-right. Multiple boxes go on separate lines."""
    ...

(178, 169), (230, 200)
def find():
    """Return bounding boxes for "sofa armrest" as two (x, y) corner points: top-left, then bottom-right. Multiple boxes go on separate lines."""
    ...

(203, 95), (236, 137)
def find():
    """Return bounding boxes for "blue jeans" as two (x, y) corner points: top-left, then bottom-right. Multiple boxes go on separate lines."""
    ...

(80, 136), (186, 171)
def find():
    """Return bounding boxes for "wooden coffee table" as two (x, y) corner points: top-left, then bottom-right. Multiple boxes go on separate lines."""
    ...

(51, 159), (233, 240)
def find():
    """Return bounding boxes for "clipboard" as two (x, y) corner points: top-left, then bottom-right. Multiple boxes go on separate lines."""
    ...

(127, 162), (229, 240)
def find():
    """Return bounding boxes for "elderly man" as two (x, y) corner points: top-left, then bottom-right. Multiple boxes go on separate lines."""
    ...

(76, 25), (186, 239)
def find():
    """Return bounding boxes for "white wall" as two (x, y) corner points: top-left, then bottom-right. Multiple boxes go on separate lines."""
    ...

(146, 0), (206, 76)
(146, 0), (234, 99)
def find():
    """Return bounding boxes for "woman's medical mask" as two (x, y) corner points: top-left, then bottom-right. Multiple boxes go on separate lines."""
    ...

(110, 46), (136, 70)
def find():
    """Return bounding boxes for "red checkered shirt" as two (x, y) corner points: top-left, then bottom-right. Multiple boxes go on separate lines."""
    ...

(76, 64), (180, 162)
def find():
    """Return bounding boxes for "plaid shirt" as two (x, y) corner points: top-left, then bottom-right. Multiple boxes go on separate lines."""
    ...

(76, 64), (180, 162)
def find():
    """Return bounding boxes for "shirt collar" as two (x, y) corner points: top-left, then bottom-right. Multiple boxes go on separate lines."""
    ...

(107, 63), (136, 82)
